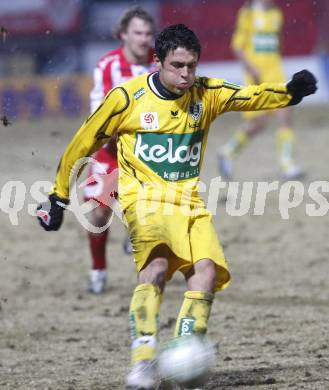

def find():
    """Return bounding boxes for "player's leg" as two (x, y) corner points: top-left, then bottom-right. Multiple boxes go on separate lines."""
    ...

(218, 113), (269, 179)
(167, 210), (230, 390)
(84, 146), (119, 294)
(276, 107), (303, 180)
(87, 206), (112, 294)
(174, 259), (216, 338)
(126, 244), (169, 389)
(167, 260), (215, 390)
(174, 210), (230, 338)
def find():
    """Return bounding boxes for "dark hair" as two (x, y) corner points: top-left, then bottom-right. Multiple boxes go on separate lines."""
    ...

(113, 6), (155, 40)
(155, 24), (201, 63)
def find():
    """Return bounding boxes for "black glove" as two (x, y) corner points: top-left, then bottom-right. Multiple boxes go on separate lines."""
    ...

(37, 194), (68, 231)
(287, 69), (317, 105)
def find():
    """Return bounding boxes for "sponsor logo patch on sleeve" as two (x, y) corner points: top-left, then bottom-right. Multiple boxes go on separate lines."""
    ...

(134, 87), (146, 100)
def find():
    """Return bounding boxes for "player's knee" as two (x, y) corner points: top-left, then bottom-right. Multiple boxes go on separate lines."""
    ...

(139, 246), (169, 289)
(194, 259), (217, 288)
(89, 207), (112, 228)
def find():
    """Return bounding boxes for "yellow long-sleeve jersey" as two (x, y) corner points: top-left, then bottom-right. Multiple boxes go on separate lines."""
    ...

(52, 73), (292, 210)
(231, 5), (283, 67)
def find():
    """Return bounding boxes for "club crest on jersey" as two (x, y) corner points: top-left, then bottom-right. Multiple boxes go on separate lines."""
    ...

(140, 112), (159, 130)
(188, 102), (203, 121)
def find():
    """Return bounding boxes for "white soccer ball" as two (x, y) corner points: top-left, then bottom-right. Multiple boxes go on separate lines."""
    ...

(157, 335), (215, 388)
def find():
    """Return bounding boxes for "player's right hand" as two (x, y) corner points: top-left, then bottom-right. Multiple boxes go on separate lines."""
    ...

(36, 194), (68, 231)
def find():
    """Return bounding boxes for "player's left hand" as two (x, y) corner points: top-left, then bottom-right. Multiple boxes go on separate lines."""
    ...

(36, 194), (68, 231)
(287, 69), (317, 105)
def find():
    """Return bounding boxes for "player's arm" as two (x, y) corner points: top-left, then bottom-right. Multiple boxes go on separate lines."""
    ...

(231, 7), (249, 55)
(212, 70), (317, 115)
(37, 87), (129, 231)
(231, 7), (259, 82)
(53, 86), (129, 200)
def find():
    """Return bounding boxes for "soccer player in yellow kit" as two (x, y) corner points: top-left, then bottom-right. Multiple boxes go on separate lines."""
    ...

(219, 0), (304, 180)
(37, 24), (316, 390)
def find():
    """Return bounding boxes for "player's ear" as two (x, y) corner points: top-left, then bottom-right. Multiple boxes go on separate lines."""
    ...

(120, 30), (127, 43)
(154, 54), (162, 71)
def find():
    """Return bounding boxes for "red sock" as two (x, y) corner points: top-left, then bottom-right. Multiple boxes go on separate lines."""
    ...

(88, 230), (109, 270)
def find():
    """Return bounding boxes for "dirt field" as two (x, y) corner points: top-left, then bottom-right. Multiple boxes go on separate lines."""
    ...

(0, 105), (328, 389)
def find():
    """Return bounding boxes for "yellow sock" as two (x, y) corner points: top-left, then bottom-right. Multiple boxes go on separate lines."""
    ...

(174, 291), (214, 337)
(224, 130), (249, 157)
(129, 283), (162, 364)
(276, 127), (296, 170)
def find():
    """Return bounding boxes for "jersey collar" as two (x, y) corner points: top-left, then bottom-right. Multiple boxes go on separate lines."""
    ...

(148, 72), (181, 100)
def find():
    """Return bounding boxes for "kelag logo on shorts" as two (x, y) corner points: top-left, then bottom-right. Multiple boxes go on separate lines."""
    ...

(134, 130), (203, 181)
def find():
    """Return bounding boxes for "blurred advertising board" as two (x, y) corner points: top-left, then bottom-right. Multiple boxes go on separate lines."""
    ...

(0, 0), (81, 35)
(0, 75), (92, 119)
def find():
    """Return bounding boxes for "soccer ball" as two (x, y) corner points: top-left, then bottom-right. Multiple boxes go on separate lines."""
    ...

(157, 335), (215, 388)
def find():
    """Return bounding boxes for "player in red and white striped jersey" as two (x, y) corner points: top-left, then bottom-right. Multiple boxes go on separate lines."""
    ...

(85, 7), (156, 294)
(90, 47), (155, 113)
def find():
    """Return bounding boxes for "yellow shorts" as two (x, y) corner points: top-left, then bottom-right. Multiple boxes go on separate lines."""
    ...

(124, 200), (230, 291)
(243, 61), (286, 121)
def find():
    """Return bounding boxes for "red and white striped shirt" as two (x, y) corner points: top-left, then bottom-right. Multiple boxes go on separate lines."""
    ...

(90, 47), (156, 113)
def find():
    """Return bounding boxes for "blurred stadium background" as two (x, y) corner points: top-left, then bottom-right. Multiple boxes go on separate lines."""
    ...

(0, 0), (328, 121)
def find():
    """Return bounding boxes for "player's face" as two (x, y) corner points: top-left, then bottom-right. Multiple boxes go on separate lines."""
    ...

(156, 47), (198, 96)
(121, 17), (153, 61)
